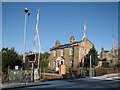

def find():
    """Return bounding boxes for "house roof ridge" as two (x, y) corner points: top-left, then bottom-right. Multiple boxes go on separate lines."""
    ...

(50, 38), (93, 51)
(50, 40), (82, 50)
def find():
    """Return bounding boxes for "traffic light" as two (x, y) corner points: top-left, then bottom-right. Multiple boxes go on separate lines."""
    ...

(27, 53), (36, 62)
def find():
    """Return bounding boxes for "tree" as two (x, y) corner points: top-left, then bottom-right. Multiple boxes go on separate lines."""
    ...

(2, 47), (22, 71)
(38, 52), (49, 80)
(25, 56), (32, 70)
(24, 52), (50, 69)
(34, 52), (50, 68)
(84, 46), (99, 67)
(39, 52), (49, 68)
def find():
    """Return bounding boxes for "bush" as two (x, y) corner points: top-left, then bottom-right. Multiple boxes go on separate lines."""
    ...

(102, 62), (109, 68)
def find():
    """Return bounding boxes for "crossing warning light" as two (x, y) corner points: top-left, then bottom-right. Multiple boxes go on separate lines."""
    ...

(27, 53), (36, 62)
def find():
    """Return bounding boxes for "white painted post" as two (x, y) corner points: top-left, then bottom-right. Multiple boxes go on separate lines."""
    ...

(90, 55), (91, 77)
(90, 55), (91, 69)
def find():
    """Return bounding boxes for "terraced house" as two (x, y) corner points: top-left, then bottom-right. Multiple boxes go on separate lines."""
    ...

(48, 36), (94, 72)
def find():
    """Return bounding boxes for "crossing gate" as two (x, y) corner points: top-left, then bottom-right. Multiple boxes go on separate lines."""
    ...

(9, 69), (32, 83)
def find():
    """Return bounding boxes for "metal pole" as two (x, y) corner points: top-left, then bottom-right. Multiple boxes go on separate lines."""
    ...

(25, 74), (26, 85)
(90, 55), (91, 77)
(32, 63), (34, 82)
(23, 13), (27, 70)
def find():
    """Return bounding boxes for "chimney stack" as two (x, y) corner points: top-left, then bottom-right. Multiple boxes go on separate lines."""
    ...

(55, 40), (60, 46)
(102, 47), (104, 52)
(70, 36), (75, 43)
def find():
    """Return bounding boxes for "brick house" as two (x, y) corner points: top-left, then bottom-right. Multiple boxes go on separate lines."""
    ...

(48, 36), (94, 72)
(99, 44), (120, 67)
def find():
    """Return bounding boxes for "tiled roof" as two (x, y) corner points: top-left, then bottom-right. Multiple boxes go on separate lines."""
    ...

(50, 38), (93, 51)
(50, 41), (81, 51)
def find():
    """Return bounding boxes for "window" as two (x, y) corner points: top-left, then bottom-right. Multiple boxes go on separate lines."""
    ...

(49, 62), (50, 67)
(110, 60), (113, 63)
(70, 48), (74, 55)
(85, 49), (88, 54)
(115, 50), (118, 55)
(70, 60), (73, 67)
(54, 50), (57, 57)
(61, 61), (63, 65)
(61, 49), (64, 56)
(58, 63), (59, 67)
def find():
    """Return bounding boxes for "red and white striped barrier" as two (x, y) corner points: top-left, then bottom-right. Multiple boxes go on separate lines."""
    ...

(34, 9), (39, 53)
(82, 21), (86, 67)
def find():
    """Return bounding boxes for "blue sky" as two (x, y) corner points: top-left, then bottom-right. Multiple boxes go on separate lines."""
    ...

(2, 2), (118, 54)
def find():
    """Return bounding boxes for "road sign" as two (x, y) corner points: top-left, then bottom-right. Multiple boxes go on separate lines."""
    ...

(15, 66), (19, 70)
(25, 72), (29, 74)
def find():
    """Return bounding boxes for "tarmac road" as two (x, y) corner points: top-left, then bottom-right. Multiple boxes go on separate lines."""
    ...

(7, 76), (119, 89)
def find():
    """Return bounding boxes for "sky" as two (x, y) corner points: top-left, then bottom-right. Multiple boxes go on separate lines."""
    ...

(2, 2), (118, 55)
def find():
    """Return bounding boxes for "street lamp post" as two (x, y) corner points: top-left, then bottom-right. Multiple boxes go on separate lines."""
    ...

(23, 8), (30, 70)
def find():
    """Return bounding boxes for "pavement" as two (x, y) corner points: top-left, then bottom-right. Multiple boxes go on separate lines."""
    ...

(1, 73), (120, 89)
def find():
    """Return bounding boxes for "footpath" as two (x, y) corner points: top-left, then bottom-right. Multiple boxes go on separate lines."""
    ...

(1, 73), (120, 89)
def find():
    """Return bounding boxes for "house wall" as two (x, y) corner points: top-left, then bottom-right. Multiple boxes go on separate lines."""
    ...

(48, 38), (93, 72)
(63, 47), (73, 71)
(73, 46), (79, 70)
(99, 44), (120, 67)
(49, 47), (74, 71)
(100, 52), (107, 59)
(106, 44), (120, 66)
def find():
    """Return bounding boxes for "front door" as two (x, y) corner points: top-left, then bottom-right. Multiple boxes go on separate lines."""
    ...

(55, 57), (64, 72)
(56, 60), (59, 71)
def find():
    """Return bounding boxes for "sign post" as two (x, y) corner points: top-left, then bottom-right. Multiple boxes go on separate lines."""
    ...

(25, 71), (29, 84)
(32, 63), (34, 82)
(27, 53), (36, 82)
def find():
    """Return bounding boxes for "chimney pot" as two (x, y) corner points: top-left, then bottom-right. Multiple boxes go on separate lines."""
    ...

(102, 47), (104, 52)
(55, 40), (60, 46)
(70, 36), (75, 43)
